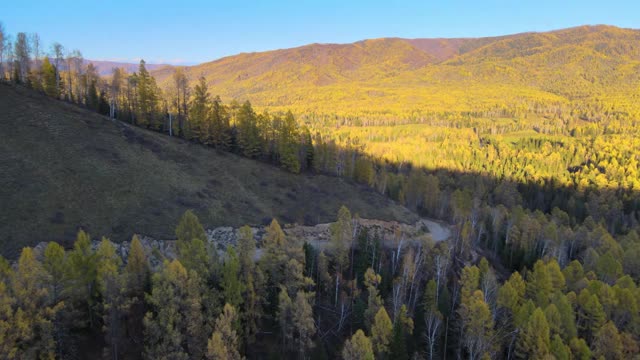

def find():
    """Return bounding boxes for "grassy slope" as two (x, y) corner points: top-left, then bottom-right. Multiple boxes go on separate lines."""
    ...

(0, 85), (416, 257)
(152, 25), (640, 118)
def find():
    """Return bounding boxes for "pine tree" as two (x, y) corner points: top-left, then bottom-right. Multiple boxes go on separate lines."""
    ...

(388, 305), (412, 360)
(514, 307), (551, 359)
(144, 260), (189, 359)
(210, 96), (231, 150)
(96, 238), (125, 359)
(342, 329), (374, 360)
(188, 76), (210, 141)
(42, 242), (69, 359)
(278, 111), (301, 173)
(123, 235), (150, 352)
(236, 100), (262, 158)
(67, 230), (98, 329)
(593, 321), (623, 360)
(237, 226), (262, 346)
(460, 290), (494, 360)
(526, 260), (553, 307)
(550, 335), (570, 360)
(261, 219), (289, 289)
(569, 337), (592, 360)
(11, 247), (60, 358)
(41, 57), (58, 97)
(175, 210), (210, 278)
(370, 307), (392, 357)
(292, 291), (316, 357)
(136, 60), (159, 129)
(363, 268), (382, 331)
(222, 246), (244, 309)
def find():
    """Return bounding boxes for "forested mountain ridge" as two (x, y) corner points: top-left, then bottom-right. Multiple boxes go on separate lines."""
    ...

(152, 25), (640, 119)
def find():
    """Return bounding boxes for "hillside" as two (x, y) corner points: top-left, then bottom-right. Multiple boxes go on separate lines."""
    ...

(84, 59), (169, 76)
(0, 84), (416, 257)
(152, 25), (640, 119)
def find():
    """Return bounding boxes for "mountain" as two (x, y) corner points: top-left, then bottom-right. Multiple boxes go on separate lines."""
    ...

(151, 25), (640, 119)
(84, 59), (170, 76)
(0, 84), (416, 257)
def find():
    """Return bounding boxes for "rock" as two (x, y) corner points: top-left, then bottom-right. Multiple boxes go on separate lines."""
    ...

(24, 217), (450, 269)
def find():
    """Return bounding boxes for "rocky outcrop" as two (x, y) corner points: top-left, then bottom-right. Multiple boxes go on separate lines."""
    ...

(32, 218), (450, 269)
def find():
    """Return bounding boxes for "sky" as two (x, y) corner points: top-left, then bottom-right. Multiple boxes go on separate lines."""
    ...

(1, 0), (638, 65)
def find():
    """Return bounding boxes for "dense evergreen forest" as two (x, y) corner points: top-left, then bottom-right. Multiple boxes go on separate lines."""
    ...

(1, 24), (640, 359)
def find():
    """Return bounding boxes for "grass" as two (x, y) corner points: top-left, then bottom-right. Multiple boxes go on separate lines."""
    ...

(0, 85), (417, 257)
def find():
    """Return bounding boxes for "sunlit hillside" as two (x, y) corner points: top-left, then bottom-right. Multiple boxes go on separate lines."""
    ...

(152, 25), (640, 120)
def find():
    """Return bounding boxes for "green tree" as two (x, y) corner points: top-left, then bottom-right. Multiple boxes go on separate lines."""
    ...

(96, 238), (125, 360)
(278, 111), (301, 173)
(342, 329), (374, 360)
(330, 206), (352, 306)
(593, 321), (623, 360)
(41, 57), (58, 97)
(236, 100), (262, 158)
(515, 307), (551, 359)
(527, 260), (553, 307)
(175, 210), (210, 278)
(460, 290), (494, 360)
(221, 246), (244, 309)
(144, 260), (206, 359)
(550, 335), (570, 360)
(210, 96), (231, 150)
(136, 59), (159, 128)
(206, 303), (241, 360)
(123, 235), (150, 352)
(389, 305), (413, 360)
(370, 306), (392, 357)
(67, 230), (98, 329)
(292, 291), (316, 357)
(363, 268), (382, 331)
(12, 247), (60, 358)
(569, 337), (592, 360)
(188, 76), (210, 141)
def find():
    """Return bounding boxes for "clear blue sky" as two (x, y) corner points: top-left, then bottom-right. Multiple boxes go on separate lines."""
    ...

(1, 0), (638, 65)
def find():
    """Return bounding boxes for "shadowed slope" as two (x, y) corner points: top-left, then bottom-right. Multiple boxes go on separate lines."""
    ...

(0, 85), (416, 257)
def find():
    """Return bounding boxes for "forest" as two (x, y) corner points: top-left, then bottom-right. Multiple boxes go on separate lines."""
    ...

(1, 23), (640, 359)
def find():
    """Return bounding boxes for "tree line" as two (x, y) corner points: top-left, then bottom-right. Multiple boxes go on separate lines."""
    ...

(2, 205), (639, 359)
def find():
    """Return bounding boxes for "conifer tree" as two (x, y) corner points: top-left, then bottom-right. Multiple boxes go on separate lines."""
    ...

(175, 210), (210, 278)
(292, 291), (316, 357)
(188, 76), (210, 141)
(515, 307), (551, 359)
(136, 60), (159, 129)
(143, 260), (187, 359)
(96, 238), (125, 359)
(41, 57), (58, 97)
(123, 235), (150, 352)
(206, 304), (241, 360)
(67, 230), (98, 329)
(371, 306), (392, 357)
(222, 246), (244, 309)
(236, 100), (262, 158)
(342, 329), (374, 360)
(210, 95), (231, 150)
(11, 247), (60, 358)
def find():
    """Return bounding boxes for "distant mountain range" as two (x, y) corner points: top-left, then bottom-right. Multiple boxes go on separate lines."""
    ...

(116, 25), (640, 118)
(83, 59), (169, 76)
